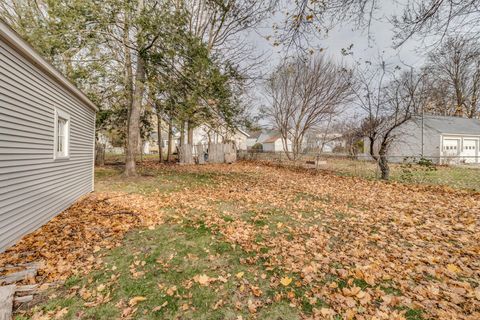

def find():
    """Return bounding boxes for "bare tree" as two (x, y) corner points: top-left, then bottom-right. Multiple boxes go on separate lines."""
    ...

(392, 0), (480, 46)
(355, 64), (428, 179)
(264, 54), (353, 160)
(273, 0), (480, 50)
(425, 36), (480, 118)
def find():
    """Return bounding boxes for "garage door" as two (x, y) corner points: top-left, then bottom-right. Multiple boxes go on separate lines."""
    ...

(443, 139), (459, 157)
(463, 139), (478, 163)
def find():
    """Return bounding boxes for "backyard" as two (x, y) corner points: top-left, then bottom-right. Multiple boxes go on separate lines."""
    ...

(2, 161), (479, 319)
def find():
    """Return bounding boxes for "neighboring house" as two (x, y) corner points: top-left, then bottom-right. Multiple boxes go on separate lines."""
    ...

(147, 125), (248, 154)
(0, 21), (97, 252)
(256, 130), (292, 152)
(246, 130), (262, 149)
(190, 125), (249, 151)
(304, 132), (347, 153)
(364, 115), (480, 164)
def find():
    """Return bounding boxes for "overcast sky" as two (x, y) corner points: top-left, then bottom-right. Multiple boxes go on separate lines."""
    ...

(246, 0), (435, 75)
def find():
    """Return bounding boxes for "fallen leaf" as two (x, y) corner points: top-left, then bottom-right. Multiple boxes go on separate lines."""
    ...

(194, 274), (212, 286)
(129, 296), (147, 306)
(446, 264), (461, 274)
(280, 276), (292, 286)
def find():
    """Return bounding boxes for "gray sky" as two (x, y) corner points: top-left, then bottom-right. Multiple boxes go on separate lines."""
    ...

(246, 0), (431, 76)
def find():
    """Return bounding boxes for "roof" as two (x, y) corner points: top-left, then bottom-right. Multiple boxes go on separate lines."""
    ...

(414, 115), (480, 135)
(257, 130), (282, 144)
(0, 19), (98, 112)
(247, 130), (262, 139)
(237, 128), (250, 137)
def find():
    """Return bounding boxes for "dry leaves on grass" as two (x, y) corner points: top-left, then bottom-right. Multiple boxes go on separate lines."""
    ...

(0, 192), (163, 283)
(151, 162), (480, 319)
(1, 161), (479, 320)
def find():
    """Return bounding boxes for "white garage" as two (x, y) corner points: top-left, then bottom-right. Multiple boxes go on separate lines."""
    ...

(366, 115), (480, 165)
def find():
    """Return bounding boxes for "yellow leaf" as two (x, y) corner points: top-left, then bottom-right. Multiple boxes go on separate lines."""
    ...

(280, 276), (292, 286)
(129, 296), (147, 306)
(194, 274), (211, 286)
(447, 264), (461, 273)
(236, 272), (244, 279)
(96, 284), (106, 292)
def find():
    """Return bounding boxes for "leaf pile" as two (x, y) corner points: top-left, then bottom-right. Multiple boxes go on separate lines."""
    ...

(0, 192), (162, 283)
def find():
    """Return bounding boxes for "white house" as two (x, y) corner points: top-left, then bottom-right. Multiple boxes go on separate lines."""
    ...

(191, 125), (249, 151)
(0, 20), (97, 252)
(365, 115), (480, 164)
(256, 130), (293, 152)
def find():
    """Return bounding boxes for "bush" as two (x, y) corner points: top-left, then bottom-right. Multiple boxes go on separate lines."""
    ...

(251, 143), (263, 151)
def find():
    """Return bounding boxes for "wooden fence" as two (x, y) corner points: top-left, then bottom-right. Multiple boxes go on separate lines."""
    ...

(178, 143), (237, 165)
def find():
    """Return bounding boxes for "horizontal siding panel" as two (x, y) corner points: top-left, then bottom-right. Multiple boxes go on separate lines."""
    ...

(0, 127), (53, 142)
(0, 172), (92, 221)
(1, 164), (91, 196)
(0, 35), (95, 252)
(0, 100), (53, 125)
(0, 140), (52, 149)
(0, 155), (93, 168)
(0, 114), (53, 136)
(0, 158), (92, 177)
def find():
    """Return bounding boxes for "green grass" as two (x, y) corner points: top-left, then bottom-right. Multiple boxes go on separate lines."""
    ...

(28, 222), (302, 320)
(94, 166), (217, 194)
(317, 159), (480, 191)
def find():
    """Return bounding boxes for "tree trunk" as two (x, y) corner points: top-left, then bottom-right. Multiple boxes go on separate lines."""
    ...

(179, 121), (185, 146)
(95, 140), (105, 166)
(167, 118), (173, 162)
(157, 113), (163, 163)
(378, 143), (390, 180)
(368, 136), (378, 161)
(187, 120), (194, 145)
(125, 55), (145, 177)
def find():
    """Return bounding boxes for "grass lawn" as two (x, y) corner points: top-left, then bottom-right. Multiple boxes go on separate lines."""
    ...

(6, 161), (480, 320)
(324, 159), (480, 191)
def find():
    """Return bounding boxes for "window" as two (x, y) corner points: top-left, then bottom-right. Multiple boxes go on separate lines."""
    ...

(54, 109), (70, 159)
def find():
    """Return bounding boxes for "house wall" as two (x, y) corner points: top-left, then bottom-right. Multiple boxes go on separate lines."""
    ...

(363, 120), (441, 163)
(262, 139), (292, 152)
(388, 121), (441, 162)
(232, 132), (248, 151)
(0, 36), (95, 252)
(191, 125), (248, 150)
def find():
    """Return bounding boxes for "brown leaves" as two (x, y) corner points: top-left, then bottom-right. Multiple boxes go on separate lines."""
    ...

(2, 162), (480, 319)
(193, 274), (214, 286)
(0, 192), (162, 283)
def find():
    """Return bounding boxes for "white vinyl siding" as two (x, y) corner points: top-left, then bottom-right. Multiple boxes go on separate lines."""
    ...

(0, 35), (95, 252)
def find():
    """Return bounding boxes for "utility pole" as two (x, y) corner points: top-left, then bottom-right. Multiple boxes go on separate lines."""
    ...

(421, 103), (424, 158)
